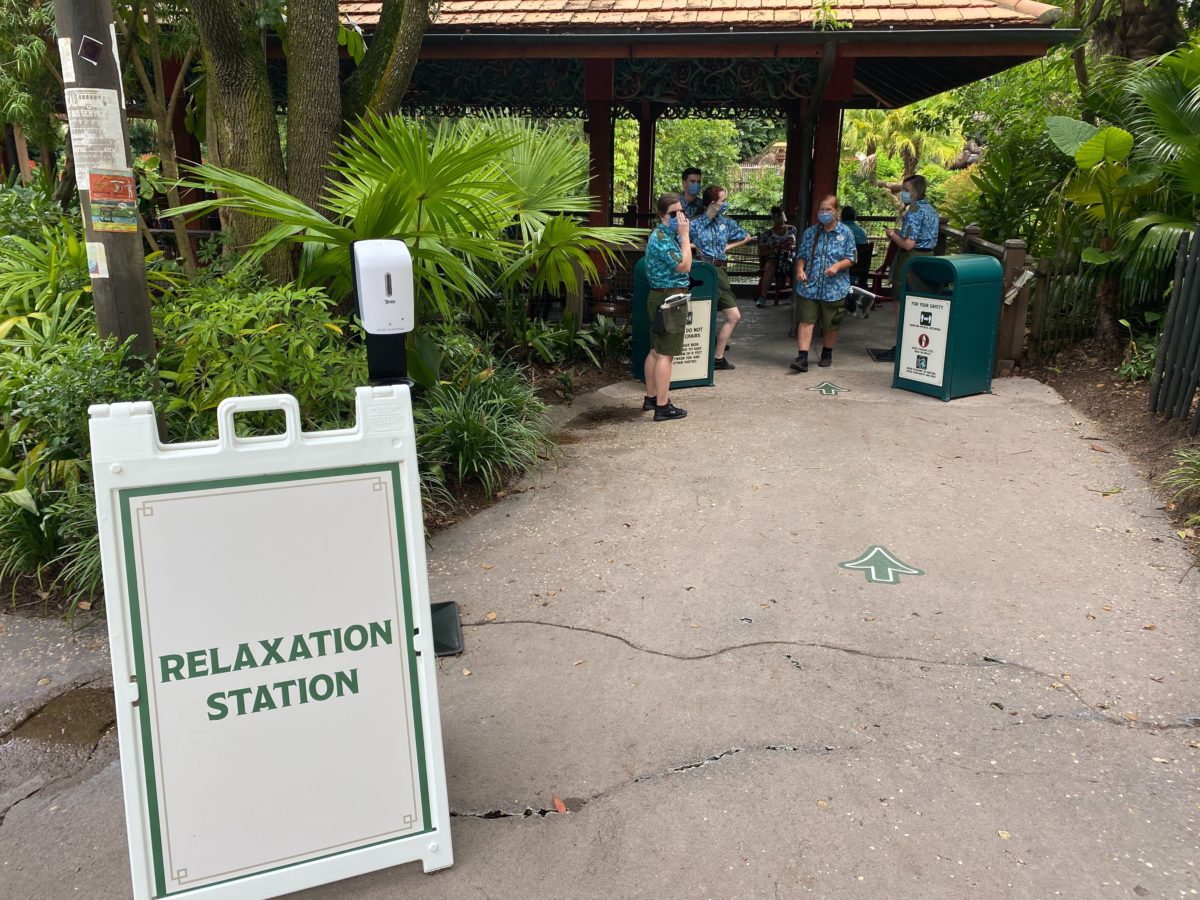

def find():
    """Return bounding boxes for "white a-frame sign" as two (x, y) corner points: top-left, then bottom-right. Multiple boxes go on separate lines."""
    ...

(90, 388), (453, 899)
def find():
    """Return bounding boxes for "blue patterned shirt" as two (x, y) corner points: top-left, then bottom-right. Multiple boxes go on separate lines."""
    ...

(902, 200), (939, 250)
(644, 224), (689, 289)
(682, 194), (705, 220)
(794, 222), (857, 302)
(689, 213), (748, 262)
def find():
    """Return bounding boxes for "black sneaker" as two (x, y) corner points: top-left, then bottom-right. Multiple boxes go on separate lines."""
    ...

(713, 357), (735, 370)
(819, 350), (833, 368)
(653, 403), (687, 422)
(642, 396), (656, 411)
(789, 354), (809, 373)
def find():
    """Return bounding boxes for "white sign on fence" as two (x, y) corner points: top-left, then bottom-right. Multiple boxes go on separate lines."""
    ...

(90, 388), (452, 899)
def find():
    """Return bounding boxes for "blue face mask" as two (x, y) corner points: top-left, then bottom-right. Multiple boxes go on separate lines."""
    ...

(818, 210), (834, 225)
(900, 190), (912, 205)
(686, 182), (700, 196)
(667, 216), (680, 233)
(718, 202), (729, 214)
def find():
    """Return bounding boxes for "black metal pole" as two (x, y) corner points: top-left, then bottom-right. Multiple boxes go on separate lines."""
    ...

(54, 0), (156, 362)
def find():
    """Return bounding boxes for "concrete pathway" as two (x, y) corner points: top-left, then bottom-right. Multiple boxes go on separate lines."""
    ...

(1, 300), (1198, 899)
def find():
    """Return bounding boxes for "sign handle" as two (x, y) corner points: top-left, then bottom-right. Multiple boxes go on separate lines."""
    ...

(216, 394), (302, 450)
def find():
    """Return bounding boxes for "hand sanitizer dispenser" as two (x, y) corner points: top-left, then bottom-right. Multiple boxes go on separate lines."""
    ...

(352, 240), (415, 384)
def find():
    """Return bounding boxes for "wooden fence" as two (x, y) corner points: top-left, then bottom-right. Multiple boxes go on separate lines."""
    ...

(1148, 228), (1200, 434)
(936, 225), (1032, 371)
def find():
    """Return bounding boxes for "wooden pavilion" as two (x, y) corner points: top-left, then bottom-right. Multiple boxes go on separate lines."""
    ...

(341, 0), (1071, 229)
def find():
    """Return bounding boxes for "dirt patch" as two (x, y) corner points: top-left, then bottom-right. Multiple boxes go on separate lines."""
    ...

(566, 405), (645, 429)
(1029, 340), (1200, 547)
(529, 360), (629, 407)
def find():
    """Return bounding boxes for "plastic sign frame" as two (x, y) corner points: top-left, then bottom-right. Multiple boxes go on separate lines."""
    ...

(89, 388), (452, 899)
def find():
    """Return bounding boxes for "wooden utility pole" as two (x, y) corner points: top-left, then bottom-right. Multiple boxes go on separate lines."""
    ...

(54, 0), (156, 362)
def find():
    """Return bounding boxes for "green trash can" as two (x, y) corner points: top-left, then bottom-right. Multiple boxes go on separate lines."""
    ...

(630, 259), (720, 388)
(892, 254), (1003, 401)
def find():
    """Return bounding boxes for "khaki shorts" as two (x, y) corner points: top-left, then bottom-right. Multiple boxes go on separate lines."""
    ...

(647, 287), (688, 357)
(714, 266), (737, 311)
(795, 296), (847, 331)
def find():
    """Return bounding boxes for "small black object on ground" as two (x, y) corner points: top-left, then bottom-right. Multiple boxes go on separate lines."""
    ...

(431, 601), (465, 656)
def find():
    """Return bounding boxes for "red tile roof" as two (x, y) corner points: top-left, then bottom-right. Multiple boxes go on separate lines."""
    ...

(340, 0), (1062, 31)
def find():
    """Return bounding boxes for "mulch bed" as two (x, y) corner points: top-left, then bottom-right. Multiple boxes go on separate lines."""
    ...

(1027, 339), (1199, 556)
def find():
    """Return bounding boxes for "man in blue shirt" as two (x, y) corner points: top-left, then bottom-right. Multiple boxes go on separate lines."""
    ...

(689, 184), (752, 369)
(879, 174), (940, 361)
(680, 167), (704, 220)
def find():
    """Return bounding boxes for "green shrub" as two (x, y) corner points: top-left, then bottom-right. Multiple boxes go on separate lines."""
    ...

(0, 180), (77, 242)
(155, 277), (366, 435)
(1114, 313), (1162, 383)
(1163, 448), (1200, 526)
(15, 337), (164, 460)
(414, 360), (551, 500)
(588, 314), (629, 365)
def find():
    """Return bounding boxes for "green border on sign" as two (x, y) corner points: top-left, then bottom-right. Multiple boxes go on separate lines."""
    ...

(117, 463), (433, 898)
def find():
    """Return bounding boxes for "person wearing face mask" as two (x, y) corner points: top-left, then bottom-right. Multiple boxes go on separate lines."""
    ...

(877, 174), (939, 361)
(641, 192), (692, 422)
(680, 167), (704, 220)
(790, 195), (856, 373)
(884, 174), (939, 288)
(688, 184), (751, 370)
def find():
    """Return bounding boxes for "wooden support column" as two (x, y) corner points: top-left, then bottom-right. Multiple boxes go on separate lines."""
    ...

(584, 59), (615, 230)
(635, 100), (661, 219)
(782, 100), (805, 225)
(809, 100), (842, 221)
(584, 59), (615, 304)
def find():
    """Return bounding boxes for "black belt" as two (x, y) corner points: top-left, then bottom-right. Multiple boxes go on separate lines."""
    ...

(699, 257), (727, 267)
(912, 248), (934, 254)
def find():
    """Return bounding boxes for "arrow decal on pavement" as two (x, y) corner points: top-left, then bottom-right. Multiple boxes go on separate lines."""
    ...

(808, 381), (849, 396)
(839, 546), (924, 584)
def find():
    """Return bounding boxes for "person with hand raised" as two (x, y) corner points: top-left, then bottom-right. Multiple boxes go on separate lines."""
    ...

(641, 192), (693, 422)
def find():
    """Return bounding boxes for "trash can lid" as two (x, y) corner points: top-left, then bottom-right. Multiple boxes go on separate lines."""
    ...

(909, 253), (1003, 287)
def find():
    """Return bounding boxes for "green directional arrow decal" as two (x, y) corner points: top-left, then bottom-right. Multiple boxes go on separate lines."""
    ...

(839, 546), (924, 584)
(808, 381), (849, 396)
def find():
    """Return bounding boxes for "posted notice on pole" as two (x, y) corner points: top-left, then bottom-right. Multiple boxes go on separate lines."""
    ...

(89, 170), (137, 233)
(120, 467), (430, 895)
(671, 298), (713, 383)
(899, 295), (951, 387)
(64, 88), (127, 189)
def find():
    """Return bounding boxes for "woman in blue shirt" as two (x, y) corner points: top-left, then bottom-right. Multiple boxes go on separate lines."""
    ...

(791, 195), (857, 373)
(689, 185), (751, 370)
(641, 192), (692, 422)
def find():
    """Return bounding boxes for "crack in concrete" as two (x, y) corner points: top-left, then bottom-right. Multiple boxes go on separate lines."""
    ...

(448, 742), (842, 821)
(462, 620), (1199, 733)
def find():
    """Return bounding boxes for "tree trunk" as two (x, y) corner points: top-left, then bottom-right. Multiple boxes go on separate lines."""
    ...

(285, 0), (341, 211)
(1095, 237), (1121, 348)
(187, 0), (293, 282)
(343, 0), (433, 121)
(1094, 0), (1187, 60)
